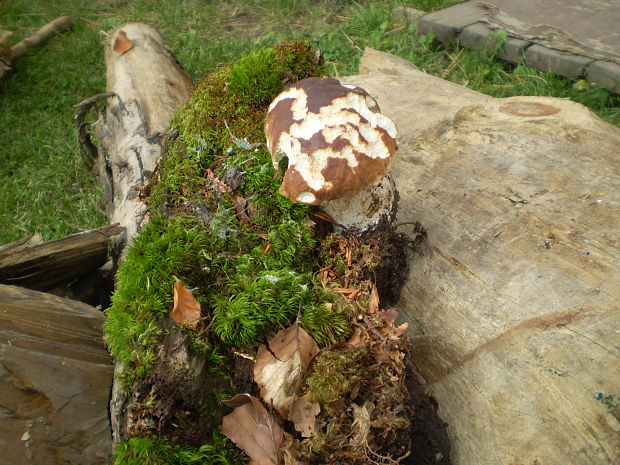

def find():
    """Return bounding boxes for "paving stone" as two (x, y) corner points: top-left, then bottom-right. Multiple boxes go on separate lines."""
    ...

(419, 2), (487, 43)
(458, 23), (530, 63)
(525, 44), (593, 79)
(392, 6), (426, 24)
(498, 36), (531, 64)
(586, 60), (620, 94)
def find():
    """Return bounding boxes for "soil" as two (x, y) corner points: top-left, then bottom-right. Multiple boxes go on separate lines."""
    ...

(367, 221), (427, 307)
(404, 365), (453, 465)
(122, 318), (228, 446)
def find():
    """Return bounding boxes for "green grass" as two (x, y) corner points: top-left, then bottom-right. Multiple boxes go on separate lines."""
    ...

(1, 0), (618, 243)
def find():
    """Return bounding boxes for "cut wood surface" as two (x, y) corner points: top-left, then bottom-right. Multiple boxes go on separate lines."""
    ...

(344, 48), (620, 465)
(93, 22), (193, 248)
(0, 224), (123, 290)
(0, 284), (112, 465)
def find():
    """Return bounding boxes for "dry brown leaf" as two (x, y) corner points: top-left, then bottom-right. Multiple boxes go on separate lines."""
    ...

(232, 193), (251, 225)
(254, 323), (319, 419)
(346, 327), (365, 348)
(351, 402), (373, 447)
(286, 394), (320, 438)
(222, 394), (284, 465)
(113, 31), (133, 54)
(171, 281), (201, 330)
(378, 308), (409, 340)
(368, 284), (380, 313)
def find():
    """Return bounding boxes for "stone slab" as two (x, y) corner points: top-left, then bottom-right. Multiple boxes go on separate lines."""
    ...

(459, 22), (530, 63)
(587, 60), (620, 94)
(414, 0), (620, 92)
(392, 6), (426, 25)
(418, 2), (488, 43)
(525, 44), (594, 79)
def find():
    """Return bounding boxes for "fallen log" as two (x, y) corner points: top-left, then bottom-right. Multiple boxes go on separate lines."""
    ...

(82, 22), (193, 446)
(0, 284), (113, 465)
(345, 48), (620, 465)
(0, 224), (123, 291)
(81, 22), (193, 251)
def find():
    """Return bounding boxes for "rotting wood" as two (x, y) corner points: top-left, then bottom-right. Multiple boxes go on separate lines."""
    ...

(0, 224), (124, 291)
(82, 22), (193, 254)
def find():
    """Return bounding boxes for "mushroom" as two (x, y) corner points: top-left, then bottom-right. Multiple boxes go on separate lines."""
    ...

(264, 77), (398, 234)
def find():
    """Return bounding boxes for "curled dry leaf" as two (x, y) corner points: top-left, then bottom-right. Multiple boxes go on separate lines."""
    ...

(286, 394), (320, 438)
(368, 284), (380, 314)
(113, 31), (133, 54)
(254, 323), (319, 419)
(222, 394), (284, 465)
(171, 281), (201, 330)
(378, 308), (408, 340)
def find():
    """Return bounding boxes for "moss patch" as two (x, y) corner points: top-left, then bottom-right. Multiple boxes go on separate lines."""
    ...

(105, 41), (353, 463)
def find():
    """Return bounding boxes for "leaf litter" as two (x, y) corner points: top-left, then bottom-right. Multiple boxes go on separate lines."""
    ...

(222, 235), (416, 464)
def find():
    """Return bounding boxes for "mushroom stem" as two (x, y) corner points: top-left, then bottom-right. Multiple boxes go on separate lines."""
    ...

(321, 174), (398, 235)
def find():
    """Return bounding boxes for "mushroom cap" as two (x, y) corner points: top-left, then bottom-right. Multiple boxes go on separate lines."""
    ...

(264, 77), (397, 205)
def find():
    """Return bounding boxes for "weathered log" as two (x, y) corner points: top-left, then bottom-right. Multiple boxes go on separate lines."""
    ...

(90, 23), (193, 249)
(86, 22), (194, 446)
(345, 48), (620, 465)
(0, 29), (12, 77)
(0, 284), (113, 465)
(0, 224), (123, 291)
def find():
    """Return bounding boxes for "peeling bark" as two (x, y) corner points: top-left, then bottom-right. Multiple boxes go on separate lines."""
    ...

(91, 23), (192, 252)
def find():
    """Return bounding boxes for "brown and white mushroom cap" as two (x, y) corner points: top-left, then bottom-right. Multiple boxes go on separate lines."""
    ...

(265, 77), (397, 205)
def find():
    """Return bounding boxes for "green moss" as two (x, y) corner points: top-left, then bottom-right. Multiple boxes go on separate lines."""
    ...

(113, 432), (240, 465)
(306, 348), (368, 405)
(104, 214), (222, 388)
(104, 40), (350, 460)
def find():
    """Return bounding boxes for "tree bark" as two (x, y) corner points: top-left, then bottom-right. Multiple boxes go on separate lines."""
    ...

(92, 22), (193, 251)
(345, 48), (620, 465)
(0, 224), (123, 291)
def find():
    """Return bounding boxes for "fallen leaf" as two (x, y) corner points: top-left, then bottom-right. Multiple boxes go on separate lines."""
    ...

(346, 327), (365, 348)
(368, 284), (380, 313)
(232, 193), (251, 225)
(351, 402), (373, 446)
(286, 394), (320, 437)
(254, 323), (319, 419)
(378, 308), (408, 340)
(113, 31), (133, 54)
(171, 281), (201, 329)
(222, 394), (283, 465)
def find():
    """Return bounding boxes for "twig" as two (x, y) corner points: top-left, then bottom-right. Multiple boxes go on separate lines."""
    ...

(341, 29), (363, 53)
(382, 25), (406, 38)
(526, 74), (549, 84)
(11, 16), (73, 59)
(441, 48), (463, 78)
